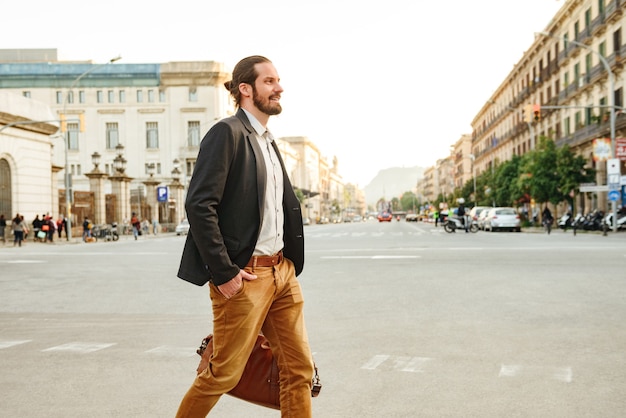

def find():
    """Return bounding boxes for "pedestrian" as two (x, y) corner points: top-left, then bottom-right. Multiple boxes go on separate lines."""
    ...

(433, 209), (439, 227)
(56, 216), (64, 239)
(176, 55), (313, 417)
(152, 218), (159, 235)
(32, 214), (42, 242)
(82, 217), (92, 242)
(46, 216), (56, 242)
(11, 213), (24, 247)
(0, 214), (6, 243)
(130, 212), (140, 240)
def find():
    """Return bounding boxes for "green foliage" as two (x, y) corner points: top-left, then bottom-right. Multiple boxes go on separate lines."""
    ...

(401, 135), (595, 211)
(399, 191), (419, 212)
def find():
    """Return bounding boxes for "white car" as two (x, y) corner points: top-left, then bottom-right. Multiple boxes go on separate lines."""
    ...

(484, 207), (521, 232)
(175, 219), (190, 235)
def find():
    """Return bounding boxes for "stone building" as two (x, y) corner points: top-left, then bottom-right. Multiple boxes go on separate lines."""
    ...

(471, 0), (626, 214)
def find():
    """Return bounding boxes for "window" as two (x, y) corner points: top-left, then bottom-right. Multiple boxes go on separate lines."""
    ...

(148, 89), (155, 103)
(22, 91), (31, 98)
(599, 0), (605, 14)
(56, 91), (63, 104)
(156, 162), (162, 174)
(189, 87), (198, 102)
(68, 122), (79, 150)
(574, 21), (580, 40)
(108, 90), (114, 103)
(188, 121), (201, 146)
(146, 122), (159, 149)
(564, 117), (571, 135)
(119, 90), (126, 103)
(106, 122), (119, 149)
(614, 28), (622, 53)
(159, 90), (166, 102)
(137, 90), (143, 103)
(599, 41), (606, 58)
(97, 91), (104, 103)
(67, 91), (74, 104)
(186, 159), (196, 177)
(615, 87), (623, 109)
(79, 90), (86, 103)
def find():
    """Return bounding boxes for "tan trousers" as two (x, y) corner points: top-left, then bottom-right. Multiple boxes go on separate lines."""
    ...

(175, 258), (313, 418)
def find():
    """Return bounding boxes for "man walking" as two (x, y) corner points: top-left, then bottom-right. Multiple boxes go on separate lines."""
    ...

(176, 56), (314, 417)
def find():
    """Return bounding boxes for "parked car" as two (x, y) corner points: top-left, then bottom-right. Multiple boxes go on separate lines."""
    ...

(377, 211), (393, 222)
(484, 207), (521, 232)
(477, 209), (491, 230)
(469, 206), (492, 223)
(175, 219), (190, 235)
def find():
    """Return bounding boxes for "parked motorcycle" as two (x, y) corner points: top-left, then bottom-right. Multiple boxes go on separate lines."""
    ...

(557, 212), (572, 231)
(604, 212), (626, 231)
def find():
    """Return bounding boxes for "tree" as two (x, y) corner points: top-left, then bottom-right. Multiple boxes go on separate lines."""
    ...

(556, 144), (596, 211)
(400, 191), (418, 212)
(494, 155), (523, 206)
(518, 137), (560, 206)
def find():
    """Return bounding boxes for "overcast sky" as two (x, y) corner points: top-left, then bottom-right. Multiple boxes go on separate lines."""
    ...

(2, 0), (564, 185)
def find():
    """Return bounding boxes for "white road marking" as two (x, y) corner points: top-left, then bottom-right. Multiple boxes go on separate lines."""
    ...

(5, 260), (45, 264)
(321, 255), (420, 260)
(553, 367), (573, 383)
(361, 355), (432, 373)
(499, 364), (523, 377)
(0, 340), (32, 349)
(42, 342), (116, 353)
(145, 346), (197, 357)
(361, 354), (390, 370)
(400, 356), (432, 373)
(499, 364), (573, 382)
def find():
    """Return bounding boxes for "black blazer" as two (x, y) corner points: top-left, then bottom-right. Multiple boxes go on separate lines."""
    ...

(177, 109), (304, 286)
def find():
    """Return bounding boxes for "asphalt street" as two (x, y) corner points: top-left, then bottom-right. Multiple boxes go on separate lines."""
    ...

(1, 222), (625, 417)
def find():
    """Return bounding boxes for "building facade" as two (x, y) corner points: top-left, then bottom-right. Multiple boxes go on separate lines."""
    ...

(471, 0), (626, 214)
(1, 50), (359, 229)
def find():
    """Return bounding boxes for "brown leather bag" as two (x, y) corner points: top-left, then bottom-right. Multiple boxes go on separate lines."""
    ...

(196, 334), (321, 410)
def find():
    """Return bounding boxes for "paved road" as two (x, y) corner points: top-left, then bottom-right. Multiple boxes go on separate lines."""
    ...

(1, 223), (625, 417)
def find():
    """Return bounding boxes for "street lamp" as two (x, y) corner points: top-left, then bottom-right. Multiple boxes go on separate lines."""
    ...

(536, 31), (617, 232)
(469, 154), (477, 206)
(91, 152), (101, 171)
(62, 55), (121, 240)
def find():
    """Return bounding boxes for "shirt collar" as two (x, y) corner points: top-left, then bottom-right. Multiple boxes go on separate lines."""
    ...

(242, 108), (269, 138)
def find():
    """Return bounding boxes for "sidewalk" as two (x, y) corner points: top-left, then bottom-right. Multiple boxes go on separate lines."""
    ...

(0, 230), (177, 249)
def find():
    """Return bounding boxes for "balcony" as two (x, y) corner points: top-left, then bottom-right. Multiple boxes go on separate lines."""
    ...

(591, 12), (607, 36)
(606, 0), (622, 23)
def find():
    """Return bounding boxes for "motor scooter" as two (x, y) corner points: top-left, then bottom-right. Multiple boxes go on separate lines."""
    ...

(443, 215), (478, 233)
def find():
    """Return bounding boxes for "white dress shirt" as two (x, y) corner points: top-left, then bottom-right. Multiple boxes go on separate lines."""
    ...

(242, 109), (285, 256)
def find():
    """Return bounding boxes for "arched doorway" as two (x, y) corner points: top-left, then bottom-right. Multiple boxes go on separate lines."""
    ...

(0, 158), (11, 220)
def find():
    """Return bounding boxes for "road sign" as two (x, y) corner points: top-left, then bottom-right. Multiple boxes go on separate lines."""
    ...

(579, 184), (608, 192)
(607, 158), (621, 191)
(157, 186), (168, 202)
(608, 190), (620, 201)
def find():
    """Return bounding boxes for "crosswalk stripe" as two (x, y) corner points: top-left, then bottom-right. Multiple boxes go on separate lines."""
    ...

(0, 340), (32, 349)
(42, 342), (116, 353)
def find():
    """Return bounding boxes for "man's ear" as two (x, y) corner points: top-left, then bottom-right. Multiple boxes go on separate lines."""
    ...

(239, 83), (252, 98)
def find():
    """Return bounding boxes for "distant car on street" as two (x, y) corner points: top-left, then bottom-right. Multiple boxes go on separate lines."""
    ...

(377, 212), (393, 222)
(405, 214), (418, 222)
(175, 219), (190, 235)
(484, 207), (521, 232)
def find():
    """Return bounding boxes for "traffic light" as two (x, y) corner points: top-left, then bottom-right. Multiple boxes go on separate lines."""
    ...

(60, 114), (66, 132)
(533, 104), (541, 121)
(79, 113), (85, 132)
(523, 104), (533, 123)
